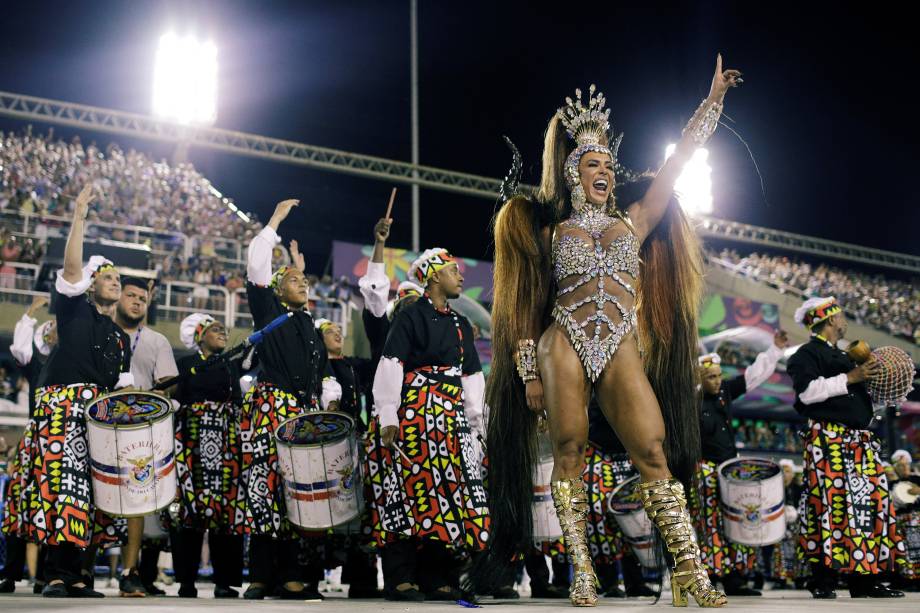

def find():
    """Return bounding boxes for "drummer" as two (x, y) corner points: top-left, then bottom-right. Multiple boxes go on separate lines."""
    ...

(112, 276), (178, 597)
(368, 247), (489, 601)
(690, 330), (787, 596)
(238, 199), (341, 601)
(890, 449), (920, 590)
(20, 185), (133, 598)
(313, 318), (381, 598)
(170, 313), (245, 599)
(770, 459), (802, 590)
(0, 296), (57, 594)
(787, 296), (904, 599)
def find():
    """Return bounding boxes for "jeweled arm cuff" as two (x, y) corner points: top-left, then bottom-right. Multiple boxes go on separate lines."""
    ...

(515, 339), (540, 382)
(682, 98), (723, 147)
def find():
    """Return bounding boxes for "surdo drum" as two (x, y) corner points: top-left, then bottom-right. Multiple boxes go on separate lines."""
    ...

(275, 411), (361, 530)
(86, 391), (177, 517)
(717, 457), (785, 546)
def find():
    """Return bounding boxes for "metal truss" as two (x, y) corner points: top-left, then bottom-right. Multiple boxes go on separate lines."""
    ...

(0, 90), (502, 198)
(697, 217), (920, 274)
(2, 90), (917, 273)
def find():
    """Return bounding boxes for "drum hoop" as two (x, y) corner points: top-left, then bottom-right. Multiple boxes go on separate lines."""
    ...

(86, 390), (172, 431)
(716, 456), (781, 484)
(276, 411), (355, 448)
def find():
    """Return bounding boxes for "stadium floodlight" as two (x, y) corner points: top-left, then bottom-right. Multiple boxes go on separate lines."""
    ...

(665, 144), (713, 215)
(153, 32), (217, 125)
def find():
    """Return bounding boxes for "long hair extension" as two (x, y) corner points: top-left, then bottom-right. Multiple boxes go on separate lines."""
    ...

(465, 194), (553, 594)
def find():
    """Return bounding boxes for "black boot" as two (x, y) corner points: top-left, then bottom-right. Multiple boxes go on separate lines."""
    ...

(807, 564), (837, 599)
(848, 574), (904, 598)
(722, 571), (761, 596)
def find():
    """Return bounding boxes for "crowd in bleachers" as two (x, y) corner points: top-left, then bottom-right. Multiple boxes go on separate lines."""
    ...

(0, 128), (260, 238)
(713, 248), (920, 344)
(0, 127), (262, 285)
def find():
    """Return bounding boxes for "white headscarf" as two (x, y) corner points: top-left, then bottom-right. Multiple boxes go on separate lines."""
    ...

(179, 313), (217, 350)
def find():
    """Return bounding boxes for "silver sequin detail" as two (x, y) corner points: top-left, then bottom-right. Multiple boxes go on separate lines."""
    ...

(551, 205), (640, 382)
(683, 98), (723, 147)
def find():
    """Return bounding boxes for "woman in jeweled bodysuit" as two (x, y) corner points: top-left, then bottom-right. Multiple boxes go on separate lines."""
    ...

(484, 55), (741, 608)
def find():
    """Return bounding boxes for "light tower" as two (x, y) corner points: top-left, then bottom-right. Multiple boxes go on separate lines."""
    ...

(665, 144), (713, 216)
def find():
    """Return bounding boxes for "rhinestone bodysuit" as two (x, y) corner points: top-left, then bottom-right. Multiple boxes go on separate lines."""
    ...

(551, 206), (640, 381)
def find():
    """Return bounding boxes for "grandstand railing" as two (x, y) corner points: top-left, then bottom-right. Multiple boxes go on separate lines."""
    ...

(85, 220), (190, 259)
(0, 262), (43, 306)
(2, 210), (245, 266)
(708, 255), (809, 299)
(155, 281), (231, 325)
(192, 235), (243, 262)
(708, 255), (918, 344)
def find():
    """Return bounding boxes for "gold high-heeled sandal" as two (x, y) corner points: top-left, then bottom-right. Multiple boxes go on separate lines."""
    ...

(638, 478), (727, 608)
(551, 478), (597, 607)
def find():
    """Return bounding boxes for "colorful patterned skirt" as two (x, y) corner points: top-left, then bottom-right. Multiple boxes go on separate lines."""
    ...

(1, 414), (36, 537)
(689, 459), (756, 577)
(797, 421), (904, 574)
(20, 384), (125, 548)
(237, 381), (313, 537)
(896, 508), (920, 579)
(175, 399), (242, 531)
(364, 366), (490, 550)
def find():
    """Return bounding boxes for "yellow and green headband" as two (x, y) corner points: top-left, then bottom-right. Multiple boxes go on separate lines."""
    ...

(194, 317), (217, 345)
(412, 250), (455, 285)
(270, 265), (295, 290)
(804, 301), (841, 329)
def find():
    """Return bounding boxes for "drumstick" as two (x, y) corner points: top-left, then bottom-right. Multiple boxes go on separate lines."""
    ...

(385, 187), (396, 220)
(392, 442), (412, 465)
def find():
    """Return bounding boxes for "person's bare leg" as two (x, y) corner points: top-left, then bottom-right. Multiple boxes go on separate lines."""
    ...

(538, 325), (595, 606)
(124, 516), (143, 570)
(539, 326), (591, 482)
(26, 542), (39, 580)
(593, 338), (670, 482)
(595, 337), (725, 607)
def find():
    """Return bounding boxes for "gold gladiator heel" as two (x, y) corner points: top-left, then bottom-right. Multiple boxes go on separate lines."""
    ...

(551, 478), (598, 607)
(638, 479), (727, 608)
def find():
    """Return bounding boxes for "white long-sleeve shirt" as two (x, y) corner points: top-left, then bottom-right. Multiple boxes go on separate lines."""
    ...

(10, 313), (37, 366)
(742, 343), (785, 392)
(247, 226), (281, 285)
(359, 261), (389, 319)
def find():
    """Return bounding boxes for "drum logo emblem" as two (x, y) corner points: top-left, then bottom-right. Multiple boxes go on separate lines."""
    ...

(129, 455), (154, 485)
(338, 465), (355, 492)
(743, 504), (761, 524)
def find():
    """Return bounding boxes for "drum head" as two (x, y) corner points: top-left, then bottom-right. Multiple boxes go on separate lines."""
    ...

(719, 457), (780, 482)
(608, 474), (643, 515)
(87, 391), (171, 425)
(277, 412), (354, 447)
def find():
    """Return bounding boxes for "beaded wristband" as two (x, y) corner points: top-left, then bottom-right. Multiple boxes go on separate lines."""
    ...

(516, 339), (539, 382)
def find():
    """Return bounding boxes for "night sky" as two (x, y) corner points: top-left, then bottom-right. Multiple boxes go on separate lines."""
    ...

(2, 1), (917, 271)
